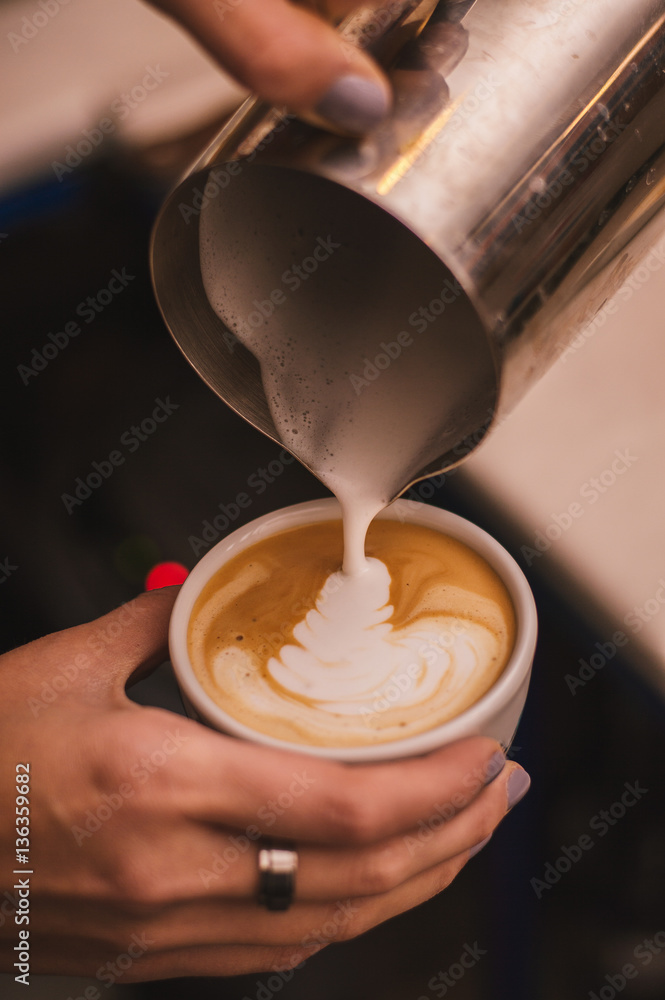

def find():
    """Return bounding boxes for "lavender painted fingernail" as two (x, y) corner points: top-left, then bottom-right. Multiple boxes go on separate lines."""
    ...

(507, 769), (531, 810)
(484, 749), (506, 785)
(469, 834), (492, 858)
(315, 74), (390, 134)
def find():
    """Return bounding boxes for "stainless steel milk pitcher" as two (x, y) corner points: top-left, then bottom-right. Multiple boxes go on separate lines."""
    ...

(151, 0), (665, 494)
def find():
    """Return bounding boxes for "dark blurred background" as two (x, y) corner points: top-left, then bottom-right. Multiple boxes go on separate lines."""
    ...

(1, 141), (664, 1000)
(2, 1), (665, 997)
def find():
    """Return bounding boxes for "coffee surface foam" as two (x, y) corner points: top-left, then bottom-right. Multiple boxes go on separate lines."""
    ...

(188, 519), (515, 747)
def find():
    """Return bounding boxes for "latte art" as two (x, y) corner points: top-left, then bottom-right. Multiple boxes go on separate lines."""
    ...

(188, 518), (515, 747)
(267, 559), (502, 736)
(187, 175), (531, 756)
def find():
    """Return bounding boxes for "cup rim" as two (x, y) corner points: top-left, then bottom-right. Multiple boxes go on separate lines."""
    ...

(169, 498), (537, 762)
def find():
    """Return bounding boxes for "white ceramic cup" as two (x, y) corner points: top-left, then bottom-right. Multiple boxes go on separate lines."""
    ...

(169, 498), (538, 762)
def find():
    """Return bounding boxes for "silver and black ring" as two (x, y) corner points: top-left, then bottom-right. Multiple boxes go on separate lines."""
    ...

(257, 841), (299, 912)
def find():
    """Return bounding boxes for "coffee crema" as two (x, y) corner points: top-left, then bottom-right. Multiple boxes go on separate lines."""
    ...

(187, 518), (515, 747)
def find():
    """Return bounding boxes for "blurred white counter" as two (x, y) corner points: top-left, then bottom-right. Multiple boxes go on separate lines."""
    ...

(1, 0), (243, 191)
(459, 209), (665, 698)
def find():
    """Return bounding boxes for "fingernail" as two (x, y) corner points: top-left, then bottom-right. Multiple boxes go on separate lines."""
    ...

(468, 834), (492, 859)
(484, 749), (506, 785)
(507, 768), (531, 810)
(315, 74), (390, 134)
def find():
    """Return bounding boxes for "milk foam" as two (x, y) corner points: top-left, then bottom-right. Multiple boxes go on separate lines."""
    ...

(266, 559), (503, 725)
(192, 521), (512, 745)
(198, 183), (496, 576)
(197, 180), (504, 745)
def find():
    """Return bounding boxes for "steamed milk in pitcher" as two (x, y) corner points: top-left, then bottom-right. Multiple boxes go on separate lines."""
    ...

(194, 193), (513, 742)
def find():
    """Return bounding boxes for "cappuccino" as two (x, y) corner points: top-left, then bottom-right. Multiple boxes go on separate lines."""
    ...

(187, 517), (515, 748)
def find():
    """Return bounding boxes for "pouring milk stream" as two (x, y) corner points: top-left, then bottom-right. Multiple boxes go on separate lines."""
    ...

(199, 200), (507, 722)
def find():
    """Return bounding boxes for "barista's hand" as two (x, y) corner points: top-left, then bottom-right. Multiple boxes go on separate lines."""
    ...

(0, 589), (530, 981)
(146, 0), (392, 133)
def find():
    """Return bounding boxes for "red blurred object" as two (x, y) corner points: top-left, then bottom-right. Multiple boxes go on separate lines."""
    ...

(145, 562), (189, 590)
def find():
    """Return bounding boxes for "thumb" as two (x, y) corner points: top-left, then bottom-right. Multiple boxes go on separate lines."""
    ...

(150, 0), (391, 134)
(6, 589), (180, 707)
(85, 588), (180, 697)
